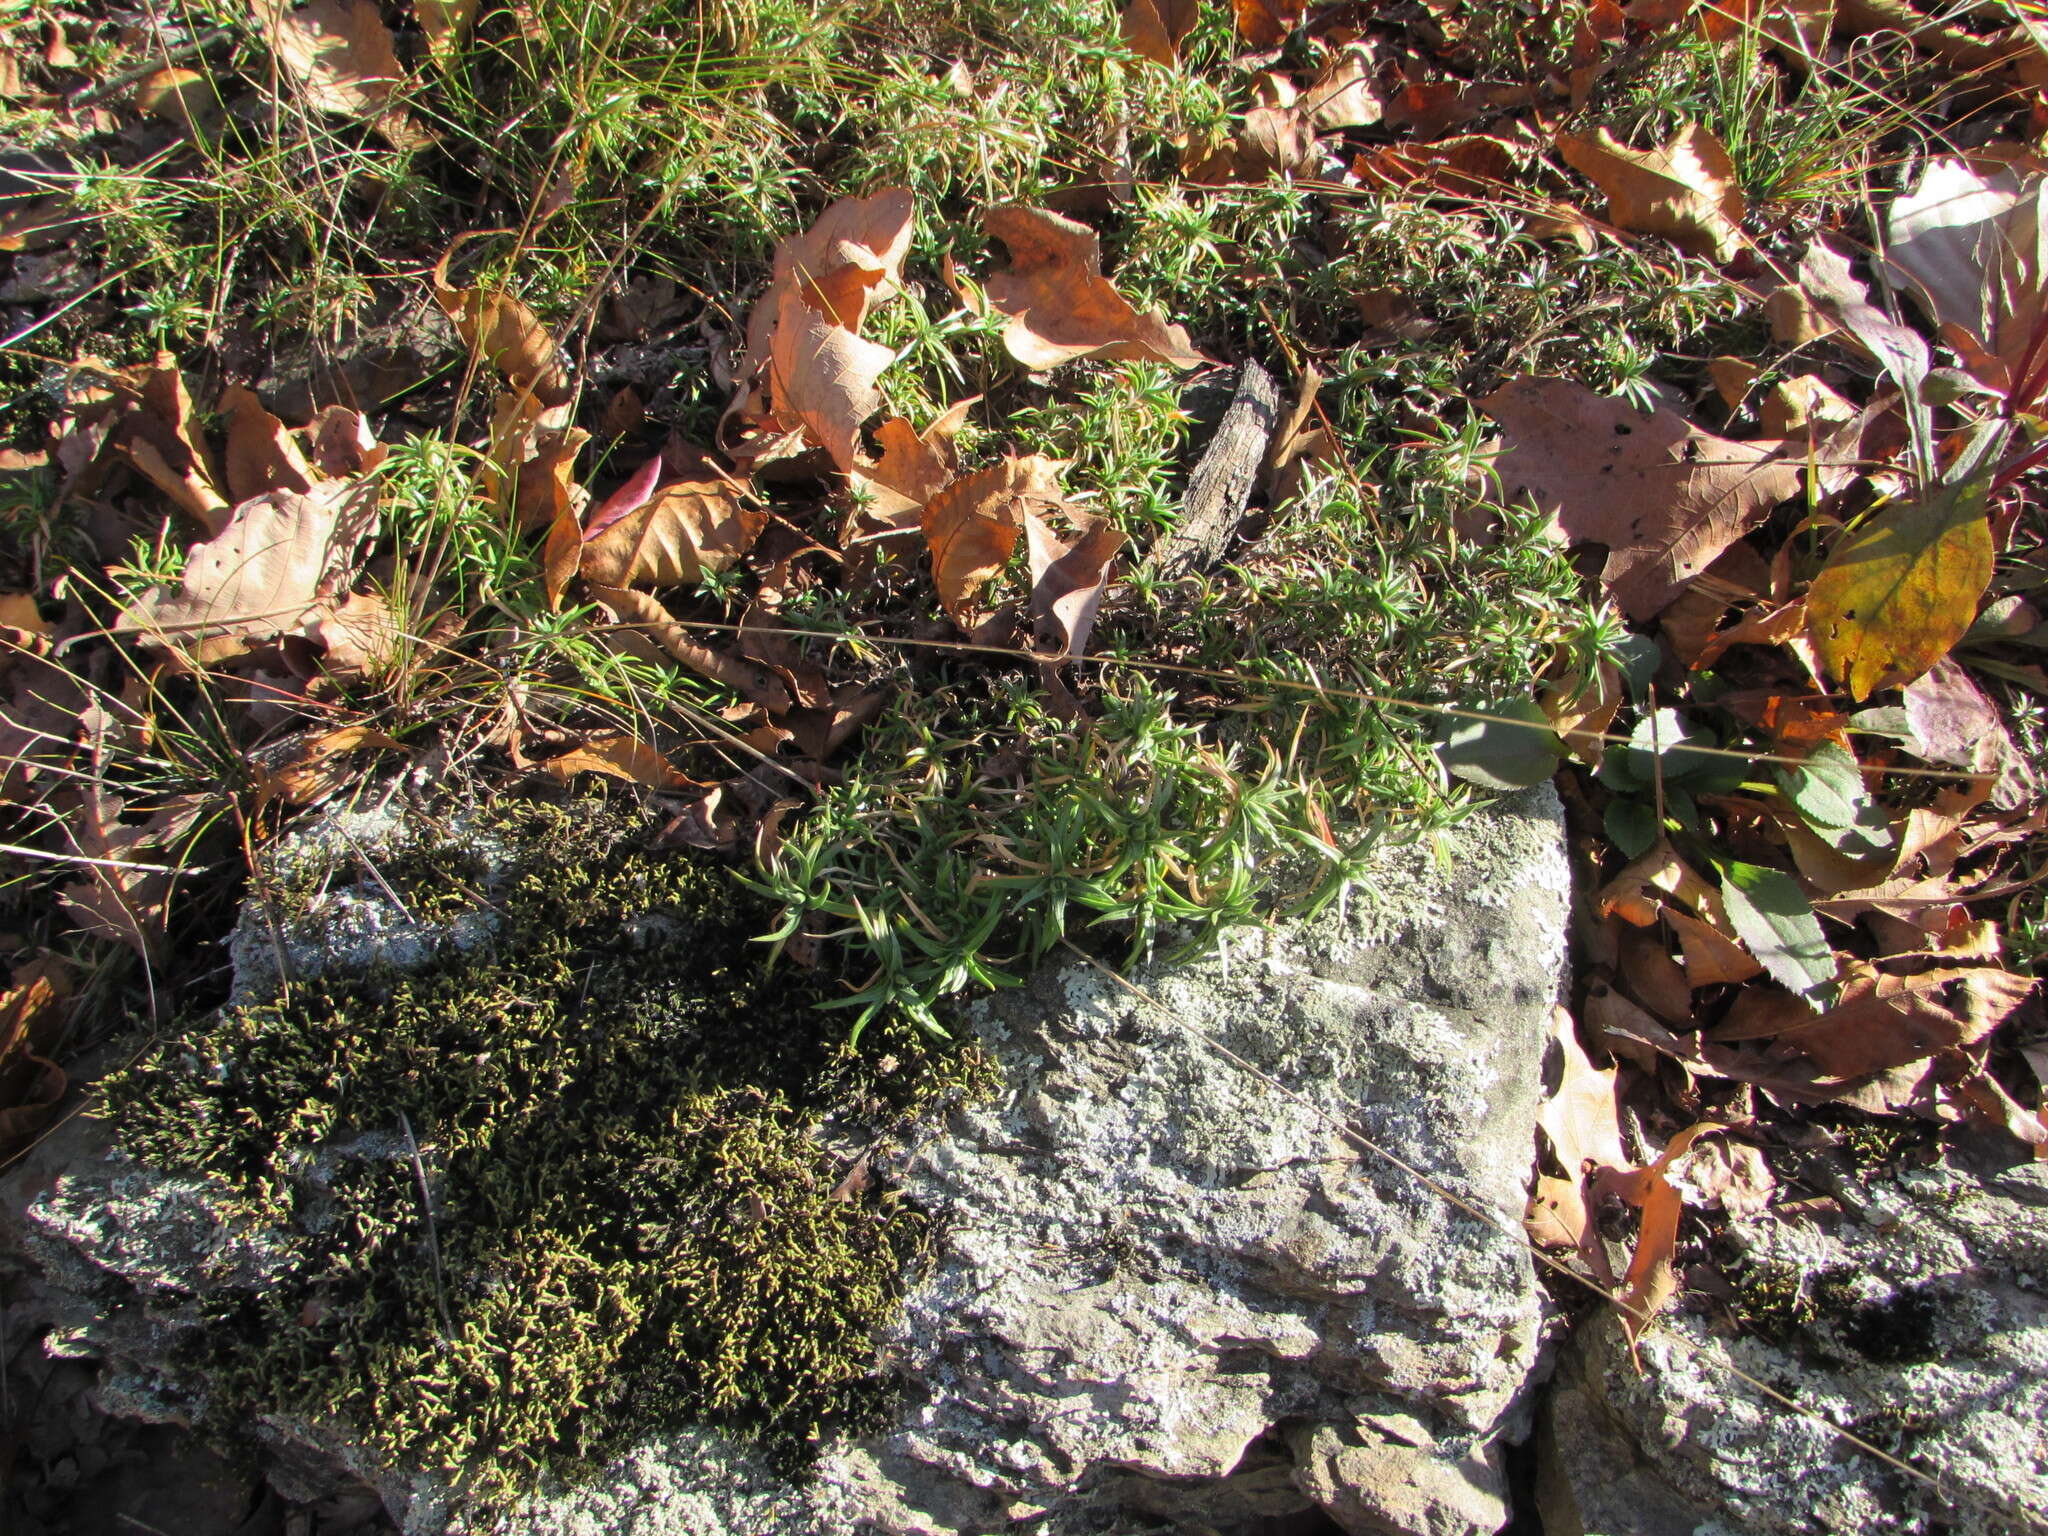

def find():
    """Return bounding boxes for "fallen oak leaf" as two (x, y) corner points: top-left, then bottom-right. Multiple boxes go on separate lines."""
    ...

(254, 0), (432, 150)
(1885, 157), (2048, 394)
(219, 384), (315, 503)
(553, 453), (764, 602)
(1555, 123), (1746, 262)
(1529, 1005), (1628, 1254)
(54, 790), (204, 960)
(433, 234), (572, 409)
(768, 286), (900, 472)
(982, 206), (1211, 371)
(1232, 0), (1303, 48)
(727, 189), (914, 471)
(1593, 1121), (1726, 1344)
(1481, 375), (1803, 620)
(1023, 509), (1124, 662)
(1120, 0), (1199, 65)
(254, 724), (405, 808)
(116, 480), (378, 670)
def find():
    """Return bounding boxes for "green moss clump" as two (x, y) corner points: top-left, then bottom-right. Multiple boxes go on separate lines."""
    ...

(98, 796), (984, 1502)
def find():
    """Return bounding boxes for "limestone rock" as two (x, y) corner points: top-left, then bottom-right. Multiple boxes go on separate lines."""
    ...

(15, 786), (1574, 1536)
(494, 784), (1571, 1535)
(1541, 1145), (2048, 1536)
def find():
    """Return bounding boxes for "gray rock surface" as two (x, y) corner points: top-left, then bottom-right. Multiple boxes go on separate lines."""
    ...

(12, 786), (1576, 1536)
(486, 784), (1571, 1536)
(1540, 1145), (2048, 1536)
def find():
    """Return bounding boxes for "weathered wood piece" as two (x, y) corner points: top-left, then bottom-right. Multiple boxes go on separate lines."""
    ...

(1146, 360), (1280, 577)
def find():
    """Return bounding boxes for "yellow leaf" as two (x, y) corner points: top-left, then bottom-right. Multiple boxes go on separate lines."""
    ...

(1807, 472), (1994, 701)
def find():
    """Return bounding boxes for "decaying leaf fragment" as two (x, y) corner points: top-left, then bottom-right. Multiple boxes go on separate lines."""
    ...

(1481, 375), (1802, 619)
(982, 206), (1211, 371)
(1886, 158), (2048, 393)
(1023, 511), (1124, 661)
(1120, 0), (1199, 65)
(727, 188), (916, 471)
(1528, 1006), (1627, 1252)
(1555, 123), (1746, 261)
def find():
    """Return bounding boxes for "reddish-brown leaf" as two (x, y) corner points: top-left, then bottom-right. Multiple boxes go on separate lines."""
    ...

(1481, 375), (1802, 619)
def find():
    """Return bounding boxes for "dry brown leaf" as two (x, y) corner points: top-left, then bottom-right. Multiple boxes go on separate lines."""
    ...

(1555, 123), (1746, 262)
(1232, 0), (1303, 48)
(136, 67), (220, 136)
(220, 384), (315, 503)
(116, 354), (229, 534)
(543, 733), (701, 791)
(1707, 355), (1758, 412)
(1595, 1121), (1724, 1342)
(1181, 107), (1318, 185)
(1023, 510), (1124, 661)
(0, 963), (67, 1156)
(310, 589), (403, 680)
(1759, 374), (1855, 438)
(1120, 0), (1199, 65)
(573, 455), (764, 594)
(1302, 44), (1384, 130)
(1886, 158), (2048, 393)
(116, 480), (377, 669)
(1674, 1137), (1775, 1218)
(1539, 657), (1622, 767)
(433, 239), (571, 409)
(55, 790), (202, 959)
(1530, 1006), (1627, 1252)
(1665, 907), (1763, 986)
(983, 206), (1210, 371)
(1481, 375), (1802, 620)
(255, 724), (404, 806)
(767, 285), (900, 472)
(256, 0), (431, 149)
(514, 424), (589, 550)
(591, 584), (793, 714)
(729, 189), (915, 469)
(415, 0), (480, 64)
(1353, 135), (1517, 196)
(921, 455), (1066, 625)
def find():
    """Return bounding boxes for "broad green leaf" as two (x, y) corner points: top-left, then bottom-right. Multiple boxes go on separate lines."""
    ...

(1807, 467), (1993, 702)
(1435, 699), (1563, 790)
(1618, 708), (1722, 785)
(1716, 860), (1835, 1002)
(1775, 741), (1894, 857)
(1605, 798), (1660, 858)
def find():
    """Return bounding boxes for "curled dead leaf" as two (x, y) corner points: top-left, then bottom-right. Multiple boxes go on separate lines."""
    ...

(921, 455), (1066, 626)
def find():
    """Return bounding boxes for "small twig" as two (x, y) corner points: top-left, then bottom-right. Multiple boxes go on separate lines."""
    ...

(398, 1110), (456, 1347)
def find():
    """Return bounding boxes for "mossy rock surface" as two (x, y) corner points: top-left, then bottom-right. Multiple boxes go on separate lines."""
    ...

(99, 794), (982, 1503)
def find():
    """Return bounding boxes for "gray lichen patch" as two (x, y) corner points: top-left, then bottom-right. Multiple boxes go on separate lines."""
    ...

(85, 794), (988, 1507)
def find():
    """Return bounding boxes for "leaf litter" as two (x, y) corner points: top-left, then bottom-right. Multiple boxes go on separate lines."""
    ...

(0, 0), (2045, 1413)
